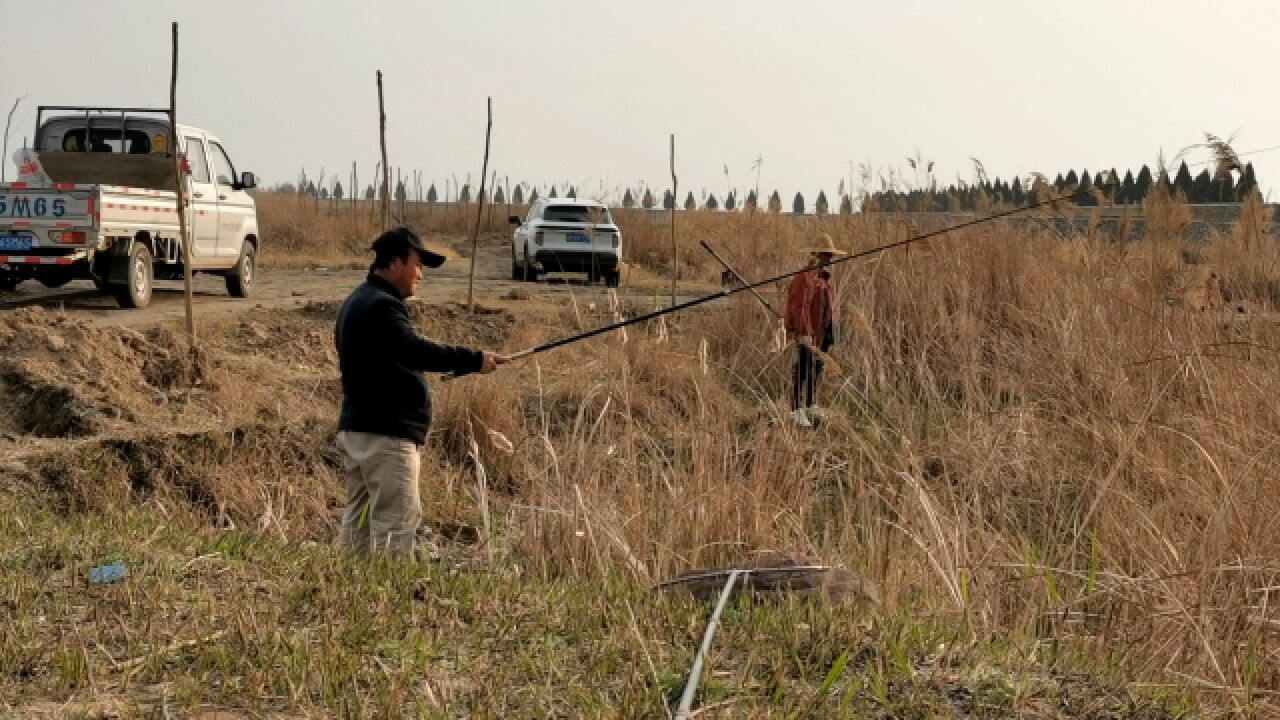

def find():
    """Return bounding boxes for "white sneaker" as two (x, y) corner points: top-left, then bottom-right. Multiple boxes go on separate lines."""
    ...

(807, 406), (828, 420)
(791, 409), (813, 427)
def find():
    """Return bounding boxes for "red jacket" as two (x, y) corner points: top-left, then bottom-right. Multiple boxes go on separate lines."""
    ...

(785, 268), (834, 340)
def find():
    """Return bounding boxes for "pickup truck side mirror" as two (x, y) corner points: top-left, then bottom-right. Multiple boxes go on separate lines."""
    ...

(238, 171), (257, 190)
(508, 215), (521, 225)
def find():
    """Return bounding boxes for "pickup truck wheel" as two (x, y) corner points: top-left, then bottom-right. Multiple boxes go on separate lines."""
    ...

(225, 243), (255, 298)
(38, 275), (73, 289)
(510, 249), (522, 281)
(114, 244), (153, 308)
(92, 276), (110, 292)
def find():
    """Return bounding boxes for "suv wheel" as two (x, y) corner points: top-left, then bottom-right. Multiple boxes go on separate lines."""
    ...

(522, 249), (539, 283)
(226, 242), (255, 298)
(114, 243), (153, 308)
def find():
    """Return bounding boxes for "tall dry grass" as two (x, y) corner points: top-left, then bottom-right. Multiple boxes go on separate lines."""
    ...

(253, 192), (523, 268)
(422, 193), (1280, 711)
(168, 189), (1280, 711)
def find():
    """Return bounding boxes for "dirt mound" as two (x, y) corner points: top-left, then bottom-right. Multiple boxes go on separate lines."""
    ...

(301, 299), (515, 349)
(0, 308), (210, 438)
(27, 418), (340, 528)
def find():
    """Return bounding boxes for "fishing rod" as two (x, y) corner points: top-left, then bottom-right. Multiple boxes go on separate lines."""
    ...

(448, 182), (1112, 374)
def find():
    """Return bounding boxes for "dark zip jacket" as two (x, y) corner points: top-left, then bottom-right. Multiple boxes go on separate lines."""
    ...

(335, 274), (483, 444)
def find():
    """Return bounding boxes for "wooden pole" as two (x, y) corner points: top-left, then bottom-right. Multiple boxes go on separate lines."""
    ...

(2, 96), (23, 183)
(487, 170), (497, 229)
(169, 21), (196, 347)
(377, 70), (390, 231)
(670, 133), (677, 307)
(466, 97), (492, 313)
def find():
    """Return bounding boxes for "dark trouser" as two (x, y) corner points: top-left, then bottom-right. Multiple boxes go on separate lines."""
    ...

(792, 343), (826, 410)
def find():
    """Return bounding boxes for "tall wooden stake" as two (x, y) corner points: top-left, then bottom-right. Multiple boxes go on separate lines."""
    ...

(169, 21), (195, 347)
(377, 70), (390, 232)
(467, 97), (493, 313)
(669, 133), (678, 307)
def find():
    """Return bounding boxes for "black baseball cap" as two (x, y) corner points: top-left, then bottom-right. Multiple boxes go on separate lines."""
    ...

(370, 226), (447, 268)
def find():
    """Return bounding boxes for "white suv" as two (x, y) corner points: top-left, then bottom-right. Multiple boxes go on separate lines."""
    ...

(509, 198), (621, 287)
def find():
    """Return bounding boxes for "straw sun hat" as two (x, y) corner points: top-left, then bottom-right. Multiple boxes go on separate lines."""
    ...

(805, 233), (847, 256)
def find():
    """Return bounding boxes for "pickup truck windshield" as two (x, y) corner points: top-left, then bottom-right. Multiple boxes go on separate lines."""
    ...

(543, 205), (611, 223)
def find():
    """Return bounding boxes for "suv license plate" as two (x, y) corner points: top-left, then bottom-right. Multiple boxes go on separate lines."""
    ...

(566, 232), (588, 243)
(0, 235), (32, 251)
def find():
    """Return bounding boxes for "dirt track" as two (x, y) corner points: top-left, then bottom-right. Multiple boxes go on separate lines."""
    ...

(0, 242), (702, 328)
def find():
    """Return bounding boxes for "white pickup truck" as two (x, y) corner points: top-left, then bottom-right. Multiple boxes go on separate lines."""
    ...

(0, 106), (259, 307)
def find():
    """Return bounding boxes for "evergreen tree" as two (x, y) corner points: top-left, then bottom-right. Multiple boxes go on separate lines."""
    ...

(1134, 165), (1153, 202)
(511, 185), (522, 204)
(1211, 168), (1235, 202)
(815, 191), (828, 215)
(494, 186), (505, 204)
(1053, 173), (1066, 191)
(768, 190), (781, 214)
(724, 191), (736, 211)
(1011, 176), (1024, 204)
(745, 189), (758, 210)
(792, 192), (805, 214)
(427, 184), (438, 203)
(319, 186), (329, 200)
(1119, 170), (1135, 204)
(528, 188), (539, 204)
(662, 190), (674, 210)
(567, 186), (576, 199)
(333, 182), (344, 200)
(394, 181), (407, 202)
(1191, 169), (1211, 203)
(706, 193), (719, 210)
(839, 194), (853, 215)
(306, 180), (317, 196)
(458, 184), (470, 203)
(1064, 169), (1079, 189)
(1101, 169), (1119, 203)
(684, 191), (696, 210)
(1076, 171), (1095, 206)
(622, 188), (635, 208)
(548, 187), (558, 198)
(1173, 161), (1194, 200)
(642, 188), (655, 209)
(365, 184), (375, 200)
(1237, 162), (1258, 199)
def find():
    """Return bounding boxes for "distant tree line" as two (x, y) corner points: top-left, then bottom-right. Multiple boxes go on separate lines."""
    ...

(863, 161), (1262, 213)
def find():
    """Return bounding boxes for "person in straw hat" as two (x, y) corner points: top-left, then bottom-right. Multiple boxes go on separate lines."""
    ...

(784, 233), (846, 426)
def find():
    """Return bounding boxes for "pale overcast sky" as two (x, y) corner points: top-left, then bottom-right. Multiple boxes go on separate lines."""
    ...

(3, 1), (1277, 203)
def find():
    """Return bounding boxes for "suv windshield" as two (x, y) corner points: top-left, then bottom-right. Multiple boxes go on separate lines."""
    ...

(544, 205), (611, 224)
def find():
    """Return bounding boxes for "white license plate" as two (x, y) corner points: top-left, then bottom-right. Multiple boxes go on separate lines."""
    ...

(0, 235), (33, 251)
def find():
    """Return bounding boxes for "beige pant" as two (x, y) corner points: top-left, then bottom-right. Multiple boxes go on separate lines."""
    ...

(337, 430), (422, 558)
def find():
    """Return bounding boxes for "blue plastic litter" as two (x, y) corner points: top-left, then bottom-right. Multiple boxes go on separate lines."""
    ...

(89, 563), (129, 584)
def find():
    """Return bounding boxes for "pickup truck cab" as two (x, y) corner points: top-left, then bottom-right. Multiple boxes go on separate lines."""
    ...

(0, 106), (259, 308)
(509, 198), (621, 287)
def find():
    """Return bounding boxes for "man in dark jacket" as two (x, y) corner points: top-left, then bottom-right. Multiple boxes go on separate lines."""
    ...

(334, 226), (506, 558)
